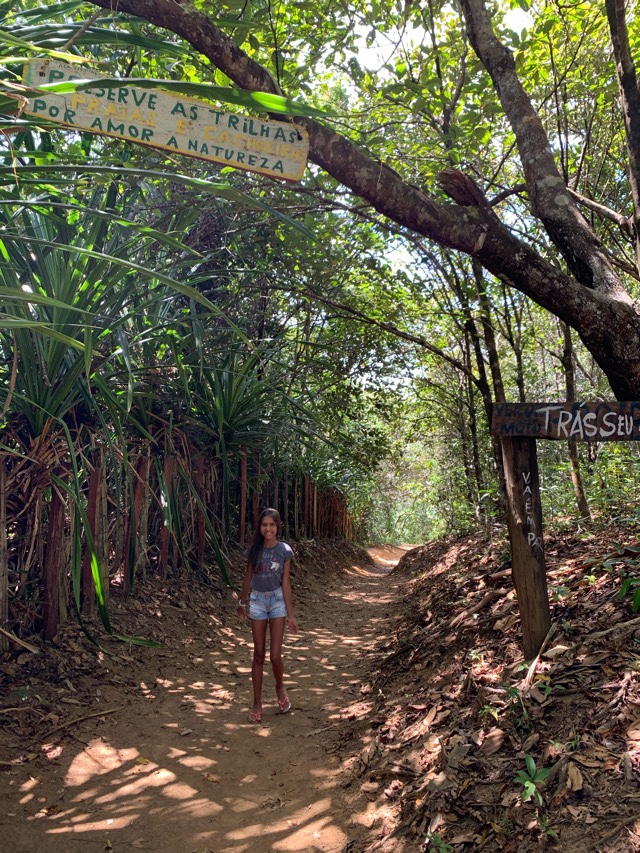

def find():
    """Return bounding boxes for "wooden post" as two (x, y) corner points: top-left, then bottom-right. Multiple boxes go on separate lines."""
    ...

(303, 474), (310, 537)
(283, 471), (290, 540)
(500, 435), (551, 659)
(124, 453), (150, 594)
(159, 454), (174, 579)
(252, 469), (260, 532)
(312, 481), (318, 537)
(194, 456), (206, 570)
(273, 467), (279, 516)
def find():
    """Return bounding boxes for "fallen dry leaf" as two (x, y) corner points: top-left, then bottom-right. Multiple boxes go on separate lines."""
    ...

(494, 614), (517, 631)
(543, 645), (571, 659)
(567, 762), (583, 791)
(480, 727), (505, 756)
(529, 684), (549, 704)
(580, 652), (611, 665)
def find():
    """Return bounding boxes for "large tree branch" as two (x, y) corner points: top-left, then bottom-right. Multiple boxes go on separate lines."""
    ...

(85, 0), (640, 397)
(85, 2), (588, 307)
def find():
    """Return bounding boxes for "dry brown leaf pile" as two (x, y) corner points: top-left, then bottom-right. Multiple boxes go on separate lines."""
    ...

(342, 526), (640, 853)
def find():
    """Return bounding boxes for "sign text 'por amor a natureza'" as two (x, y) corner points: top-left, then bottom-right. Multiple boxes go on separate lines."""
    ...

(491, 402), (640, 441)
(22, 60), (309, 182)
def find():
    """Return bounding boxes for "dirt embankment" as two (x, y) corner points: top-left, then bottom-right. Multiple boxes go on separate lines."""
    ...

(351, 529), (640, 853)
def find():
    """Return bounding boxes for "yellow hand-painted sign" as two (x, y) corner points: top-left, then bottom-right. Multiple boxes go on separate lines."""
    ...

(22, 60), (309, 182)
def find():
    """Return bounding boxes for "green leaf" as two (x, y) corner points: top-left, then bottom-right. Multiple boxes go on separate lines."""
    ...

(38, 76), (332, 118)
(0, 165), (317, 243)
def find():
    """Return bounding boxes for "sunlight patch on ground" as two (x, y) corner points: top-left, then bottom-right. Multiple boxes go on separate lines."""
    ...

(223, 797), (338, 845)
(64, 741), (139, 785)
(178, 754), (216, 770)
(3, 543), (407, 853)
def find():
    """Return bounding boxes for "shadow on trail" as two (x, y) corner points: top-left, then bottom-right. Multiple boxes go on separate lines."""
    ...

(2, 546), (411, 853)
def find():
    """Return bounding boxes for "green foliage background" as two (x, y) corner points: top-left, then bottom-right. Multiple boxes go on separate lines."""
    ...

(2, 0), (640, 565)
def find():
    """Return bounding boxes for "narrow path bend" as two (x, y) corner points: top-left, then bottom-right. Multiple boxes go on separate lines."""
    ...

(2, 546), (413, 853)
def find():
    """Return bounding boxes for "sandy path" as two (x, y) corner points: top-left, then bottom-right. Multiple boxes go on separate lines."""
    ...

(2, 547), (410, 853)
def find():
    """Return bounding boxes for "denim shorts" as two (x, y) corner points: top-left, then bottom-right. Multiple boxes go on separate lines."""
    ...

(249, 587), (287, 620)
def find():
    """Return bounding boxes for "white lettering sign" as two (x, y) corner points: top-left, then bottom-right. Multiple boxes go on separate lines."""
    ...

(536, 405), (634, 440)
(23, 60), (309, 182)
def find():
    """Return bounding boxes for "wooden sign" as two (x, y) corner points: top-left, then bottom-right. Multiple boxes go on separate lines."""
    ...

(22, 60), (309, 182)
(491, 401), (640, 441)
(491, 400), (640, 658)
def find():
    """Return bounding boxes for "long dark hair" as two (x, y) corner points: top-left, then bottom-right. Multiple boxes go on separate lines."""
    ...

(247, 508), (281, 570)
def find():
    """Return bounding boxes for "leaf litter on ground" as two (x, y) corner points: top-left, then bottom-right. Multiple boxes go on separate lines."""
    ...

(340, 524), (640, 852)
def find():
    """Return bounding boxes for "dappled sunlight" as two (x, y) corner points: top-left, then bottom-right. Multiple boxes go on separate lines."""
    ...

(65, 742), (139, 786)
(2, 546), (409, 852)
(224, 797), (336, 841)
(178, 754), (217, 771)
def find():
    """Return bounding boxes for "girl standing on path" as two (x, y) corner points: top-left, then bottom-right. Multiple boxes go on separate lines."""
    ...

(237, 508), (298, 723)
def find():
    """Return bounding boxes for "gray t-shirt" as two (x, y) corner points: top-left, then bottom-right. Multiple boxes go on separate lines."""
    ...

(251, 541), (294, 592)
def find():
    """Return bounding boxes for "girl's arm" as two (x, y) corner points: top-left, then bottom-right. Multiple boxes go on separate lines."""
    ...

(281, 560), (298, 633)
(237, 563), (253, 620)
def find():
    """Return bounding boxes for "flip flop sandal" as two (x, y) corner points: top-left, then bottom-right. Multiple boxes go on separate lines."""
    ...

(278, 695), (292, 714)
(248, 710), (262, 723)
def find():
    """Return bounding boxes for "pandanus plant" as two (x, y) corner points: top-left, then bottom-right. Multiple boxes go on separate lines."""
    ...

(0, 185), (236, 640)
(0, 1), (324, 642)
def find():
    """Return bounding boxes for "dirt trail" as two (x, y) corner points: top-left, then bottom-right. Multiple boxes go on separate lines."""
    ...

(2, 546), (412, 853)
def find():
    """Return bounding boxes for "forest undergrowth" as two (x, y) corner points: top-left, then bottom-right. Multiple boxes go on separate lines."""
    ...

(353, 520), (640, 852)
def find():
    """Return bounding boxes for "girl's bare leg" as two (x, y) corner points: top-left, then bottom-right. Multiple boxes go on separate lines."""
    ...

(251, 618), (268, 713)
(268, 617), (287, 703)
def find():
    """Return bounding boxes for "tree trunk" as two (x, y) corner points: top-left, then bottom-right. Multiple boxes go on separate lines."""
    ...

(562, 324), (592, 520)
(606, 0), (640, 270)
(473, 264), (507, 515)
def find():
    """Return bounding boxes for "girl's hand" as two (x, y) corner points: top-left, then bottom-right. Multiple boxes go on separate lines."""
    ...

(237, 603), (247, 621)
(288, 614), (298, 634)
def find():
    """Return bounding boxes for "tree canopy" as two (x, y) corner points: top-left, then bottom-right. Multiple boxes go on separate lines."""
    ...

(4, 1), (640, 522)
(42, 0), (634, 400)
